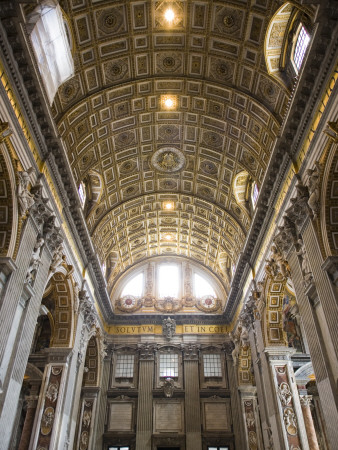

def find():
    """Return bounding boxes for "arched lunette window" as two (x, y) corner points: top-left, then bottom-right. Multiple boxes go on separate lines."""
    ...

(293, 25), (310, 73)
(29, 1), (74, 105)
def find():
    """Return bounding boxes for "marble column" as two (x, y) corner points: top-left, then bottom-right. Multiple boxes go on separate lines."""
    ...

(136, 344), (155, 450)
(183, 345), (202, 450)
(300, 395), (319, 450)
(18, 393), (39, 450)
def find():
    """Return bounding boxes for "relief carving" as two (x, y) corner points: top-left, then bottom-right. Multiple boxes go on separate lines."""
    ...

(162, 317), (176, 340)
(163, 378), (174, 398)
(26, 234), (45, 285)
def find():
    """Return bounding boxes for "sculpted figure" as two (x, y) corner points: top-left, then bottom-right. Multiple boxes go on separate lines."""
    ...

(306, 162), (321, 217)
(50, 244), (65, 273)
(240, 322), (249, 347)
(296, 239), (312, 284)
(26, 235), (45, 284)
(271, 245), (290, 278)
(17, 168), (35, 216)
(230, 332), (240, 366)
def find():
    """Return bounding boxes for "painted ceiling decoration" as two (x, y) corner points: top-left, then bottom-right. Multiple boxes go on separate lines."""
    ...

(26, 0), (313, 315)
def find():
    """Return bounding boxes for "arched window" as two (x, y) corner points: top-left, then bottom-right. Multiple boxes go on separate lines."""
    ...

(194, 273), (216, 297)
(158, 264), (179, 298)
(29, 1), (74, 105)
(78, 181), (86, 206)
(251, 182), (259, 207)
(121, 272), (144, 297)
(293, 25), (310, 72)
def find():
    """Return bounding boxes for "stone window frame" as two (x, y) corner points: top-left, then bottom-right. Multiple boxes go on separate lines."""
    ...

(199, 347), (227, 389)
(155, 345), (183, 389)
(111, 347), (138, 389)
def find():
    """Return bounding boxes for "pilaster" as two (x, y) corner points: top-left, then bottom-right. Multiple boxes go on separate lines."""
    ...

(183, 344), (202, 450)
(135, 344), (155, 450)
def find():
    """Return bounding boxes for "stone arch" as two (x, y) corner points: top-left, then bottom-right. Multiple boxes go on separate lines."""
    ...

(321, 138), (338, 257)
(42, 270), (76, 348)
(0, 123), (22, 259)
(264, 2), (314, 87)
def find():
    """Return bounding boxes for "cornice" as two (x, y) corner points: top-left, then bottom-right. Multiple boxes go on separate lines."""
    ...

(223, 5), (338, 320)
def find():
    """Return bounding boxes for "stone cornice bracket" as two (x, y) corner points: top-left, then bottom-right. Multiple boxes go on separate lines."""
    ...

(79, 289), (98, 329)
(181, 343), (200, 360)
(274, 215), (297, 260)
(138, 343), (156, 360)
(321, 256), (338, 287)
(222, 341), (234, 355)
(285, 177), (310, 233)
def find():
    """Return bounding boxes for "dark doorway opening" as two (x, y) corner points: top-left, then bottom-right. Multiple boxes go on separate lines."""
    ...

(157, 447), (180, 450)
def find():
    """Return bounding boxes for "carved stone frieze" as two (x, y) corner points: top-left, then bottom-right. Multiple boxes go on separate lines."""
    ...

(79, 290), (98, 329)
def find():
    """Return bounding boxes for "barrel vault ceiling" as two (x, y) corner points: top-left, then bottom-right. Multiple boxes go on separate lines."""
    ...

(48, 0), (293, 309)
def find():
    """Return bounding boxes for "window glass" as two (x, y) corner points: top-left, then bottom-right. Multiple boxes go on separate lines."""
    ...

(159, 353), (178, 377)
(158, 264), (179, 297)
(294, 25), (310, 71)
(108, 447), (130, 450)
(252, 182), (259, 206)
(78, 182), (86, 206)
(194, 273), (216, 297)
(121, 273), (143, 297)
(30, 4), (74, 104)
(115, 354), (134, 378)
(203, 354), (222, 377)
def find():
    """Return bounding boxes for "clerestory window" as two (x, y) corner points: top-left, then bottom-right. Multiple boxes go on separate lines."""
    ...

(293, 25), (310, 72)
(29, 2), (74, 104)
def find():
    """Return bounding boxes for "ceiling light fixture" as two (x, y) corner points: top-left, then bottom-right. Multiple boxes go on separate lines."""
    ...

(161, 95), (177, 110)
(163, 201), (175, 210)
(164, 8), (175, 23)
(165, 234), (173, 241)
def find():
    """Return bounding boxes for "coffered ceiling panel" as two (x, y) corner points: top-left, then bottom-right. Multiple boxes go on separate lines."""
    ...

(53, 0), (292, 310)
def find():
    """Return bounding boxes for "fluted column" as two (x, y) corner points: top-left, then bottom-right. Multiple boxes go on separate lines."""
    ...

(183, 345), (201, 450)
(136, 344), (155, 450)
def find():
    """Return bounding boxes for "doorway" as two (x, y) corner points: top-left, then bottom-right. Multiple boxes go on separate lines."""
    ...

(157, 447), (180, 450)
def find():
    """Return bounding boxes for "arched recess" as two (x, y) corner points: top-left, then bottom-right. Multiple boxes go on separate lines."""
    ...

(42, 269), (76, 348)
(322, 138), (338, 257)
(264, 2), (314, 87)
(0, 123), (22, 260)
